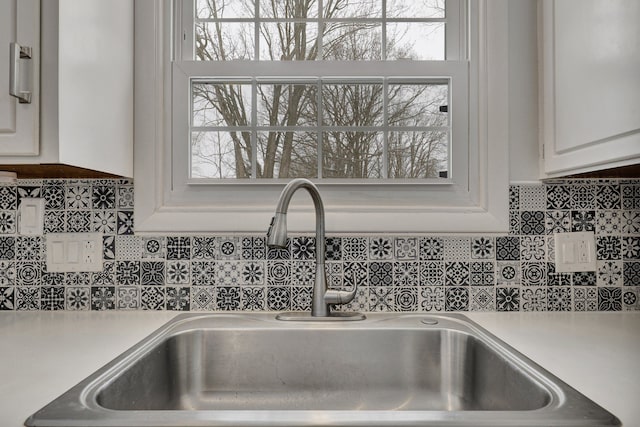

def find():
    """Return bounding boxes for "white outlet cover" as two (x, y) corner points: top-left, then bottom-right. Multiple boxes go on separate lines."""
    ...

(554, 232), (597, 273)
(18, 198), (45, 235)
(46, 233), (103, 272)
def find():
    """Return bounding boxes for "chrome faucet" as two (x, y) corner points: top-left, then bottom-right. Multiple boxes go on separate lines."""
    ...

(267, 178), (365, 321)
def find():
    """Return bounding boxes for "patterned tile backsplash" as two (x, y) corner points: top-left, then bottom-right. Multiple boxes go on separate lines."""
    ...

(0, 178), (638, 312)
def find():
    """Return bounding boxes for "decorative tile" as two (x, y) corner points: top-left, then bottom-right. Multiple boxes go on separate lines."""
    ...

(570, 184), (596, 210)
(66, 211), (91, 232)
(141, 237), (166, 259)
(338, 286), (369, 312)
(16, 237), (42, 261)
(141, 286), (165, 310)
(521, 288), (547, 311)
(327, 262), (343, 288)
(596, 184), (621, 210)
(292, 237), (316, 260)
(509, 211), (520, 235)
(92, 211), (116, 234)
(167, 237), (191, 260)
(496, 261), (520, 286)
(521, 262), (546, 286)
(191, 261), (217, 286)
(623, 288), (640, 311)
(65, 287), (90, 310)
(242, 237), (266, 260)
(266, 287), (290, 311)
(117, 185), (135, 209)
(573, 287), (597, 311)
(420, 261), (444, 286)
(242, 287), (265, 311)
(291, 286), (312, 311)
(66, 272), (91, 286)
(344, 262), (367, 287)
(445, 287), (469, 311)
(0, 237), (15, 260)
(470, 286), (495, 311)
(622, 184), (640, 209)
(394, 287), (418, 312)
(0, 286), (14, 310)
(520, 236), (545, 261)
(103, 235), (115, 260)
(191, 237), (217, 260)
(420, 286), (445, 311)
(91, 286), (116, 311)
(44, 211), (66, 233)
(393, 262), (419, 286)
(115, 235), (142, 260)
(325, 237), (342, 261)
(292, 261), (315, 286)
(571, 211), (596, 232)
(17, 186), (41, 204)
(547, 263), (572, 286)
(621, 211), (640, 234)
(443, 237), (470, 261)
(116, 211), (135, 235)
(91, 262), (115, 286)
(166, 286), (190, 311)
(621, 237), (640, 260)
(116, 261), (141, 286)
(597, 260), (623, 287)
(520, 211), (545, 235)
(519, 185), (546, 210)
(342, 237), (368, 261)
(0, 261), (16, 286)
(496, 287), (519, 312)
(215, 261), (241, 286)
(509, 185), (519, 210)
(241, 261), (265, 285)
(471, 237), (494, 259)
(0, 211), (17, 234)
(0, 186), (17, 210)
(369, 287), (394, 311)
(545, 211), (571, 234)
(166, 261), (190, 285)
(216, 286), (241, 310)
(419, 237), (443, 261)
(573, 271), (597, 286)
(445, 262), (469, 286)
(598, 287), (622, 311)
(496, 236), (520, 261)
(117, 286), (140, 310)
(547, 287), (571, 311)
(92, 184), (116, 210)
(65, 185), (91, 209)
(16, 287), (40, 310)
(369, 262), (393, 286)
(546, 185), (570, 210)
(42, 182), (65, 209)
(470, 262), (494, 286)
(267, 261), (291, 286)
(623, 262), (640, 286)
(16, 262), (41, 286)
(141, 261), (165, 286)
(596, 211), (621, 235)
(596, 236), (621, 261)
(394, 237), (417, 260)
(218, 237), (240, 260)
(369, 237), (392, 260)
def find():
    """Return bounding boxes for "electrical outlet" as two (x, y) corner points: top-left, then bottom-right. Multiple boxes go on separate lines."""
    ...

(554, 232), (596, 272)
(46, 233), (103, 272)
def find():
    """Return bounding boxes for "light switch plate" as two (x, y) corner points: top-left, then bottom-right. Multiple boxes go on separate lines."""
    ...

(554, 232), (597, 272)
(18, 198), (44, 235)
(46, 233), (103, 272)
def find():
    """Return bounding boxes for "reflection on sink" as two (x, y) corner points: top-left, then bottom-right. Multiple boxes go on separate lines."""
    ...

(26, 314), (620, 426)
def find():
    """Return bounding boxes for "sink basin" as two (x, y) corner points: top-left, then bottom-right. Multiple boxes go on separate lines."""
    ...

(26, 314), (620, 426)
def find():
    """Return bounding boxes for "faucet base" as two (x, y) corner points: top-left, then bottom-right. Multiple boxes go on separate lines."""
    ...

(276, 311), (366, 321)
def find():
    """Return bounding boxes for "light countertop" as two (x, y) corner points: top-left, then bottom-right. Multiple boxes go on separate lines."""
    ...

(1, 311), (639, 426)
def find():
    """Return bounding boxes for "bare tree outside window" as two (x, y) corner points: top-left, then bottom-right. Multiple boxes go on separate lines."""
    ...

(190, 0), (449, 180)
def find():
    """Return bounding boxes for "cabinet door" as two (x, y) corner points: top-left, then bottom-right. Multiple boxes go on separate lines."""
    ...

(0, 0), (39, 155)
(540, 0), (640, 177)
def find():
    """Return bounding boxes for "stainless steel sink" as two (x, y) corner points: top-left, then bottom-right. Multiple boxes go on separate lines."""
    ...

(26, 314), (620, 426)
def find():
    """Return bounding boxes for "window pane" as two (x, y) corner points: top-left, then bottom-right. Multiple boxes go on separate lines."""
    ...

(388, 83), (448, 127)
(257, 132), (317, 178)
(260, 0), (319, 19)
(323, 132), (383, 178)
(196, 0), (255, 19)
(388, 131), (448, 178)
(195, 22), (254, 60)
(386, 0), (445, 18)
(191, 131), (252, 178)
(322, 84), (383, 126)
(257, 84), (317, 127)
(323, 0), (381, 18)
(386, 23), (445, 60)
(259, 23), (318, 60)
(322, 23), (382, 60)
(192, 83), (252, 127)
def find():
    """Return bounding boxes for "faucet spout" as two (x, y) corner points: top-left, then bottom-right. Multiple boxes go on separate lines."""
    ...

(266, 179), (364, 321)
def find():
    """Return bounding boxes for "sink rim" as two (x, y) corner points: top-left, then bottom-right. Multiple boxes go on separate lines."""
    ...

(26, 313), (621, 427)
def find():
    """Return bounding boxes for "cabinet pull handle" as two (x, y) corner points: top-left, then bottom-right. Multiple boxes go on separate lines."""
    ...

(9, 42), (32, 104)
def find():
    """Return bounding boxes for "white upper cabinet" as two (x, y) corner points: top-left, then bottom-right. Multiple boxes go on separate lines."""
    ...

(539, 0), (640, 178)
(0, 0), (40, 155)
(0, 0), (133, 177)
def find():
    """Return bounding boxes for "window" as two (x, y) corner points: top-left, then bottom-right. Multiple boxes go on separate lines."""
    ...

(134, 1), (509, 233)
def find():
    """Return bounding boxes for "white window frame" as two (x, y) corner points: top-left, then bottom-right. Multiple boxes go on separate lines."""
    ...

(134, 0), (509, 234)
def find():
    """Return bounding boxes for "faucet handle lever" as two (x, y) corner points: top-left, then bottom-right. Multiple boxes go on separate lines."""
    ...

(324, 271), (358, 305)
